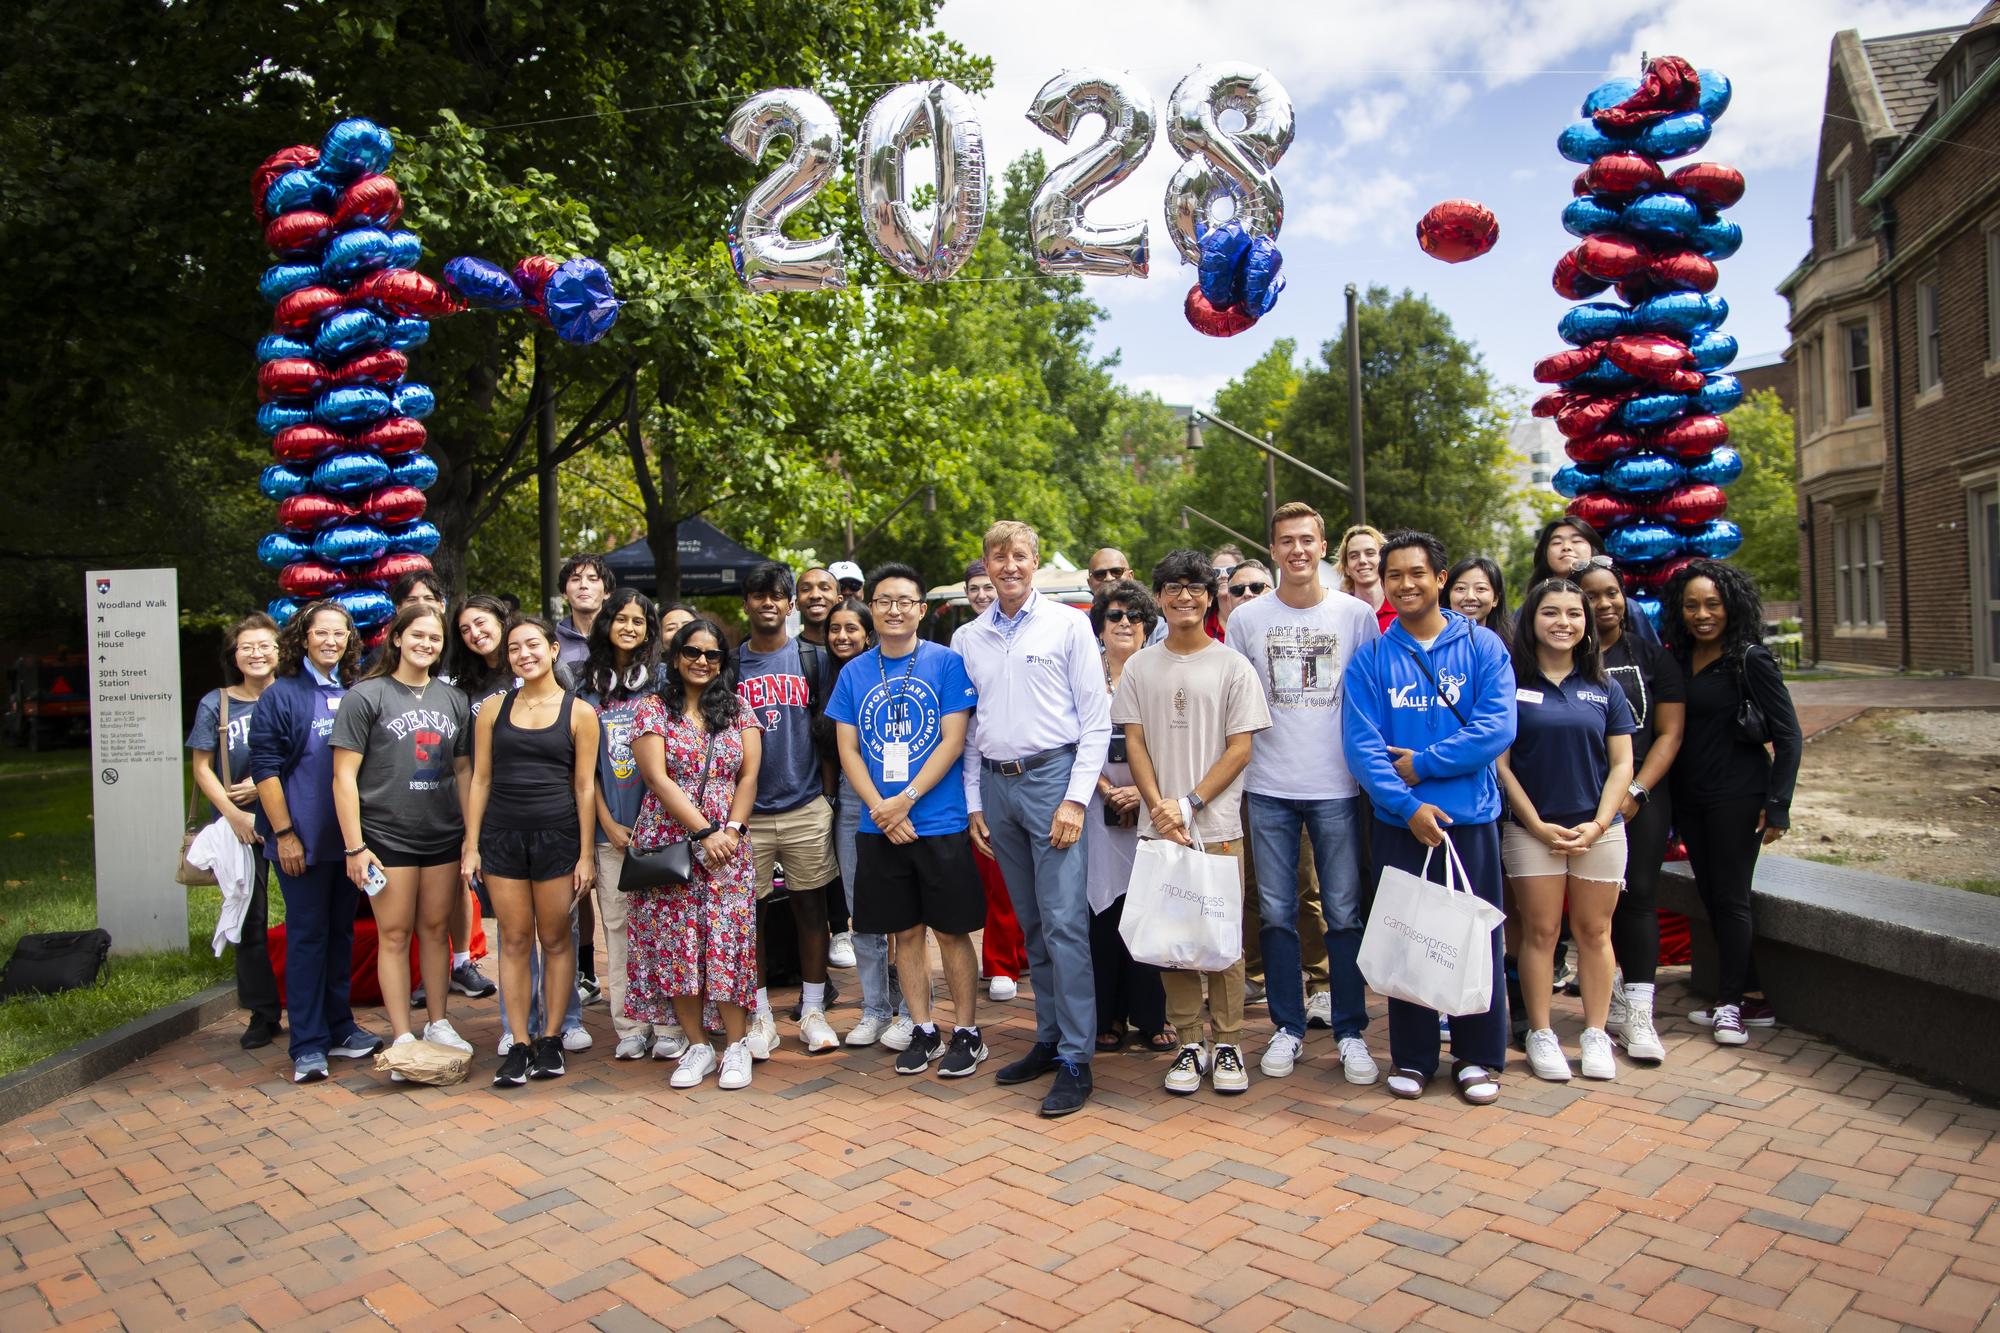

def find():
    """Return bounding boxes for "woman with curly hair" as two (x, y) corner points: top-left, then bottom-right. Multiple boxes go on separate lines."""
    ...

(1660, 559), (1802, 1047)
(249, 601), (380, 1084)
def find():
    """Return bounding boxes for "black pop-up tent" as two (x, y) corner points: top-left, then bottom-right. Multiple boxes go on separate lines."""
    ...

(602, 517), (772, 596)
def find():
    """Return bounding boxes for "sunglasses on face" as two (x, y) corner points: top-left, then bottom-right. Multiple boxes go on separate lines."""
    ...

(1228, 581), (1269, 597)
(678, 646), (725, 665)
(1089, 566), (1128, 581)
(1102, 608), (1144, 625)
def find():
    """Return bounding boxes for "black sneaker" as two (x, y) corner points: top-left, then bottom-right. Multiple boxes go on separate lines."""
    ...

(938, 1027), (987, 1078)
(240, 1017), (281, 1051)
(896, 1026), (944, 1075)
(994, 1040), (1060, 1085)
(529, 1035), (566, 1079)
(449, 960), (498, 998)
(494, 1044), (531, 1087)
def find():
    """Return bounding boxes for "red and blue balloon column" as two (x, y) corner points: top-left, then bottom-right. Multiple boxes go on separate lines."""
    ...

(251, 117), (619, 635)
(1532, 57), (1746, 627)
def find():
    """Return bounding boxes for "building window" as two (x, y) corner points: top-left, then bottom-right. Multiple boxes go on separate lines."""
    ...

(1943, 55), (1970, 111)
(1917, 280), (1943, 393)
(1834, 509), (1885, 629)
(1843, 321), (1872, 415)
(1987, 226), (2000, 365)
(1832, 171), (1853, 248)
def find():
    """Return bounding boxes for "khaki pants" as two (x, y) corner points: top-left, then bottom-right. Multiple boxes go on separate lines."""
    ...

(593, 843), (646, 1040)
(1160, 840), (1247, 1047)
(1242, 826), (1330, 993)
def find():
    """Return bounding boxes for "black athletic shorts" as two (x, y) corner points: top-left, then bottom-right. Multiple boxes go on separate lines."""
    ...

(852, 829), (983, 935)
(371, 842), (460, 869)
(479, 827), (578, 882)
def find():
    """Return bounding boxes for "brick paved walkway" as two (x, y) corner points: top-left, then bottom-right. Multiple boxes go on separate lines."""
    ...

(3, 972), (1998, 1332)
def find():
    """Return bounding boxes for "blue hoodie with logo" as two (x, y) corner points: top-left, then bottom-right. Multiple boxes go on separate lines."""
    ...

(1341, 609), (1517, 827)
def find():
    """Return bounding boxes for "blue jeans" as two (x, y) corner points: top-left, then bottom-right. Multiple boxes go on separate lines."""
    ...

(982, 758), (1094, 1064)
(497, 907), (584, 1036)
(837, 775), (906, 1023)
(1375, 818), (1509, 1079)
(1245, 793), (1366, 1040)
(275, 859), (361, 1061)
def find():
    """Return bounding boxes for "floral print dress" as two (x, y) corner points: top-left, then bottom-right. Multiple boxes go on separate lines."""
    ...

(623, 697), (760, 1019)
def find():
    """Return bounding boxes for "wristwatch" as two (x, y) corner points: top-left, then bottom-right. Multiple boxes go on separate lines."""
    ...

(725, 820), (747, 836)
(1627, 783), (1649, 806)
(1185, 792), (1207, 814)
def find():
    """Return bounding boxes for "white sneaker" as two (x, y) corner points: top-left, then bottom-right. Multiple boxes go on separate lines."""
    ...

(614, 1032), (652, 1061)
(670, 1043), (716, 1087)
(422, 1018), (474, 1056)
(561, 1026), (592, 1053)
(1305, 992), (1333, 1029)
(717, 1041), (753, 1090)
(1211, 1044), (1249, 1095)
(745, 1009), (779, 1061)
(845, 1015), (888, 1048)
(827, 932), (857, 969)
(988, 975), (1018, 1003)
(1526, 1028), (1573, 1082)
(387, 1031), (418, 1082)
(880, 1015), (915, 1052)
(1260, 1031), (1304, 1078)
(799, 1008), (840, 1054)
(651, 1022), (690, 1060)
(1338, 1036), (1380, 1086)
(1163, 1043), (1207, 1095)
(1579, 1027), (1616, 1080)
(1620, 990), (1666, 1064)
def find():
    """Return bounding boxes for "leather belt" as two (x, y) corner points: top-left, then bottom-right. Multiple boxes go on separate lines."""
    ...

(981, 743), (1077, 777)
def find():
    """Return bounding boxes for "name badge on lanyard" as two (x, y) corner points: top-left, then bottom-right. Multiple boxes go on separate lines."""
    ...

(882, 741), (911, 785)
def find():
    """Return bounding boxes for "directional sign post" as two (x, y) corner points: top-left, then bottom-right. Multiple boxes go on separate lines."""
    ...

(86, 569), (186, 954)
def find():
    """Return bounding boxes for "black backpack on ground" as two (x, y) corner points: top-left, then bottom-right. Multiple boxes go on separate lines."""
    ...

(0, 929), (112, 998)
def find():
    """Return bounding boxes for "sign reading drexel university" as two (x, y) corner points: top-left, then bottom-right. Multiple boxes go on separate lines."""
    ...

(87, 569), (186, 953)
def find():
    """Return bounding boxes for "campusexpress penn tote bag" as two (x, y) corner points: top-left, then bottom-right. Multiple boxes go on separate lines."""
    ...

(1119, 833), (1243, 973)
(1357, 832), (1505, 1016)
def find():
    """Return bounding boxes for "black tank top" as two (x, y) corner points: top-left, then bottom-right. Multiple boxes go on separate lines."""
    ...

(485, 689), (578, 830)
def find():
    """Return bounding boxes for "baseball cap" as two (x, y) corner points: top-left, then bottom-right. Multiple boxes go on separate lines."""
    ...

(829, 560), (865, 586)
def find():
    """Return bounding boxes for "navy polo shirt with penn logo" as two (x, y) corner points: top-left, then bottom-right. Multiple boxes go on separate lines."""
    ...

(1508, 669), (1636, 828)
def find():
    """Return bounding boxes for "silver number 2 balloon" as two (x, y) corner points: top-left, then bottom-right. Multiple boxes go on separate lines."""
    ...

(856, 81), (989, 282)
(1024, 68), (1156, 278)
(723, 89), (847, 292)
(1164, 63), (1295, 266)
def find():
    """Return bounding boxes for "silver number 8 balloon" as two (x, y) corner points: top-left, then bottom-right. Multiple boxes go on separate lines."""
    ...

(1164, 63), (1296, 267)
(724, 89), (848, 292)
(1024, 68), (1156, 278)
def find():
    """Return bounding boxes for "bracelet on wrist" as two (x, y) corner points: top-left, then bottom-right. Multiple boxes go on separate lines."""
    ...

(344, 845), (367, 857)
(273, 826), (295, 840)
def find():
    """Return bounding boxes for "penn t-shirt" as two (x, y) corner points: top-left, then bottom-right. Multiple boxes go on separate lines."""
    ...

(330, 676), (471, 855)
(825, 640), (978, 836)
(736, 639), (823, 813)
(185, 689), (260, 820)
(1508, 669), (1635, 827)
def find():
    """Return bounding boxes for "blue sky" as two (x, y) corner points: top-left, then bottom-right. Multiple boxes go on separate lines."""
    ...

(937, 0), (1973, 406)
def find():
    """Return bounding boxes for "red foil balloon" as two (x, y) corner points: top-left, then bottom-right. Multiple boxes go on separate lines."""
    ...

(1183, 287), (1257, 338)
(330, 348), (409, 386)
(1568, 492), (1641, 529)
(1567, 429), (1644, 465)
(273, 424), (347, 462)
(1534, 343), (1603, 383)
(513, 255), (561, 305)
(1416, 199), (1499, 263)
(274, 286), (346, 336)
(277, 494), (357, 531)
(1553, 251), (1612, 300)
(1571, 170), (1596, 198)
(1654, 413), (1731, 458)
(356, 417), (427, 456)
(1532, 389), (1582, 418)
(361, 484), (427, 525)
(1594, 56), (1700, 132)
(257, 358), (327, 402)
(1556, 393), (1631, 440)
(251, 145), (320, 226)
(1669, 162), (1745, 209)
(1575, 233), (1651, 281)
(1584, 152), (1666, 197)
(277, 561), (350, 598)
(265, 211), (333, 258)
(331, 174), (404, 231)
(362, 553), (433, 586)
(1650, 248), (1718, 292)
(1656, 482), (1729, 526)
(1605, 333), (1692, 383)
(348, 269), (466, 318)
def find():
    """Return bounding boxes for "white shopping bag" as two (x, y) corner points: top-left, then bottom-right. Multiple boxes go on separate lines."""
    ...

(1357, 832), (1506, 1016)
(1118, 834), (1243, 972)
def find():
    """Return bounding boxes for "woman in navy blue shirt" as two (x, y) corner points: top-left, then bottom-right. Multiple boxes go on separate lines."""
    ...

(1496, 578), (1635, 1084)
(249, 600), (381, 1084)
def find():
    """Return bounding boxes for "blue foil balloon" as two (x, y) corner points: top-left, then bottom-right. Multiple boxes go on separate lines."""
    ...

(442, 256), (524, 310)
(1632, 291), (1724, 337)
(318, 119), (394, 181)
(257, 334), (312, 363)
(313, 523), (390, 566)
(1562, 197), (1622, 238)
(384, 519), (441, 555)
(1581, 77), (1641, 116)
(1693, 218), (1743, 260)
(314, 386), (394, 428)
(1698, 373), (1744, 416)
(1686, 518), (1744, 558)
(265, 169), (334, 217)
(313, 310), (387, 361)
(1551, 464), (1602, 499)
(1242, 236), (1283, 317)
(393, 383), (436, 420)
(1608, 452), (1685, 495)
(384, 231), (423, 270)
(321, 227), (393, 280)
(268, 597), (303, 626)
(1688, 330), (1738, 370)
(1567, 362), (1641, 392)
(259, 263), (322, 304)
(1638, 111), (1711, 160)
(389, 452), (439, 490)
(1607, 522), (1682, 562)
(1689, 445), (1743, 486)
(257, 402), (311, 435)
(1559, 302), (1629, 346)
(259, 465), (310, 501)
(1557, 119), (1621, 163)
(384, 317), (429, 350)
(335, 589), (396, 629)
(1620, 193), (1699, 238)
(258, 532), (311, 567)
(312, 450), (391, 495)
(1697, 70), (1733, 121)
(1197, 221), (1250, 308)
(1628, 592), (1664, 630)
(1620, 393), (1694, 429)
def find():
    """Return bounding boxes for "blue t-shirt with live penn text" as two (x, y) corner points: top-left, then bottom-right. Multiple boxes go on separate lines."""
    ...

(825, 641), (978, 836)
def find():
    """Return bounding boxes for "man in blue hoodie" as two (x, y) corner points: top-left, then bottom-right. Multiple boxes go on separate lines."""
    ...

(1341, 531), (1517, 1104)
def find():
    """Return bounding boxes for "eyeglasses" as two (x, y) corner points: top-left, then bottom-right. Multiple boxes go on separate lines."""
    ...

(1088, 566), (1128, 581)
(1568, 554), (1616, 573)
(1102, 608), (1144, 625)
(308, 628), (350, 641)
(1228, 581), (1269, 597)
(869, 596), (921, 612)
(678, 646), (725, 664)
(1158, 582), (1209, 601)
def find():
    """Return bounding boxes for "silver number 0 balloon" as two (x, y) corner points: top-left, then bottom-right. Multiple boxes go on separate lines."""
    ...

(1024, 69), (1156, 278)
(856, 81), (989, 282)
(1164, 63), (1296, 266)
(723, 89), (847, 292)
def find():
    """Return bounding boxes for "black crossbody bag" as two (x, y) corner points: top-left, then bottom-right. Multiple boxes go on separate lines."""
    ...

(620, 731), (719, 892)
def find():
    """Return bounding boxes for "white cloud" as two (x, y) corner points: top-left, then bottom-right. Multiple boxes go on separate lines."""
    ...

(1286, 168), (1421, 245)
(1121, 369), (1234, 408)
(1338, 91), (1409, 151)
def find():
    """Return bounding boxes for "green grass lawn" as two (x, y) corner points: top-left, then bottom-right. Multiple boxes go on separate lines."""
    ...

(0, 748), (279, 1078)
